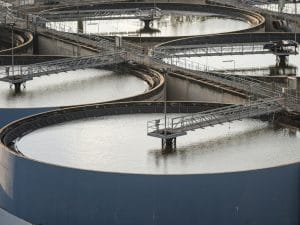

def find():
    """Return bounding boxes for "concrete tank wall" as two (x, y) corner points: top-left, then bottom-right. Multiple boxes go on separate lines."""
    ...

(0, 134), (298, 225)
(0, 102), (298, 225)
(0, 108), (56, 127)
(38, 34), (96, 56)
(168, 75), (246, 104)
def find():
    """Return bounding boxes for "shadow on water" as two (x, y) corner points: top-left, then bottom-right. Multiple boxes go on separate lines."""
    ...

(137, 27), (161, 34)
(148, 122), (299, 160)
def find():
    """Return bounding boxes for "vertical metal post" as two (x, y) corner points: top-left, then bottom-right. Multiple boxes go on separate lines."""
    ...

(11, 23), (14, 78)
(77, 4), (80, 56)
(295, 0), (297, 42)
(164, 68), (167, 136)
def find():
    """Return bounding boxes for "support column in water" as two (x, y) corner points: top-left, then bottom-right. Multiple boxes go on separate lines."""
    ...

(77, 18), (84, 33)
(141, 19), (152, 31)
(276, 55), (288, 67)
(161, 138), (176, 152)
(14, 82), (22, 93)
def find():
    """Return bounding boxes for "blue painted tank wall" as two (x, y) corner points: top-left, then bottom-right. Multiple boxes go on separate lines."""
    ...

(0, 108), (56, 127)
(0, 107), (299, 225)
(0, 144), (298, 225)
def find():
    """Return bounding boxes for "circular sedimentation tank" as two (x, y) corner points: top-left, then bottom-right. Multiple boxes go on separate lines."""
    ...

(14, 112), (300, 174)
(0, 102), (299, 225)
(0, 67), (150, 107)
(41, 3), (264, 39)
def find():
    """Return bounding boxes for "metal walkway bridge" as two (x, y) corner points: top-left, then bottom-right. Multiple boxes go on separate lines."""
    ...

(213, 65), (298, 76)
(39, 7), (162, 22)
(0, 51), (125, 92)
(147, 97), (285, 150)
(155, 42), (298, 57)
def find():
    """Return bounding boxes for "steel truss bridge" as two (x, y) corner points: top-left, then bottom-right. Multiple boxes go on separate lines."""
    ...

(39, 7), (162, 21)
(155, 42), (298, 58)
(0, 51), (125, 91)
(155, 43), (273, 57)
(213, 66), (298, 76)
(147, 97), (285, 140)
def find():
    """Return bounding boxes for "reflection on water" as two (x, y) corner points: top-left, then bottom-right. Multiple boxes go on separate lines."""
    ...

(16, 114), (300, 174)
(0, 68), (148, 107)
(47, 12), (252, 37)
(257, 3), (300, 15)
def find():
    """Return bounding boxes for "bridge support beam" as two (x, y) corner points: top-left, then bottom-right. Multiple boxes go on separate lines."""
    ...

(276, 55), (288, 67)
(78, 19), (84, 33)
(14, 83), (22, 93)
(142, 19), (152, 30)
(161, 138), (176, 152)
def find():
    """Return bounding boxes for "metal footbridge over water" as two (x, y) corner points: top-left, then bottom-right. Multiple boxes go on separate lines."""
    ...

(0, 51), (125, 92)
(39, 7), (162, 22)
(155, 41), (298, 58)
(147, 97), (286, 150)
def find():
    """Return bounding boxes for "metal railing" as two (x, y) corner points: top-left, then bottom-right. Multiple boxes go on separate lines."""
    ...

(156, 43), (272, 57)
(0, 51), (125, 84)
(147, 97), (285, 138)
(40, 7), (163, 21)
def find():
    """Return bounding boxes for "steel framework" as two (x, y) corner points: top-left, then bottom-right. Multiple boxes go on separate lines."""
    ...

(39, 7), (162, 21)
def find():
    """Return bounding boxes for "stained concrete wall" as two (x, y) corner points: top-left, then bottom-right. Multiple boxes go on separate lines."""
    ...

(168, 75), (246, 104)
(38, 34), (96, 56)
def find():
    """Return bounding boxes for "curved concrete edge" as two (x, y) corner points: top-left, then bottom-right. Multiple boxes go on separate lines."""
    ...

(168, 71), (248, 99)
(0, 102), (228, 147)
(0, 66), (164, 127)
(0, 102), (298, 225)
(0, 28), (33, 55)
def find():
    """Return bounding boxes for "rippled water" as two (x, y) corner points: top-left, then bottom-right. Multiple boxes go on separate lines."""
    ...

(16, 114), (300, 174)
(0, 68), (148, 107)
(47, 12), (252, 37)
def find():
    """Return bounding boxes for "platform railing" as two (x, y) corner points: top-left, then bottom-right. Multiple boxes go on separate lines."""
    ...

(147, 97), (285, 138)
(156, 43), (271, 57)
(40, 7), (162, 21)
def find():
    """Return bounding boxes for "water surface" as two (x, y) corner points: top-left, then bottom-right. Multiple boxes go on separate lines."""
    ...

(0, 68), (148, 107)
(47, 11), (252, 37)
(16, 114), (300, 174)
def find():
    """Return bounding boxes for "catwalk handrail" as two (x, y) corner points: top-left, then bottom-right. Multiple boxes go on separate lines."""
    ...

(0, 51), (125, 84)
(39, 7), (162, 21)
(147, 97), (285, 138)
